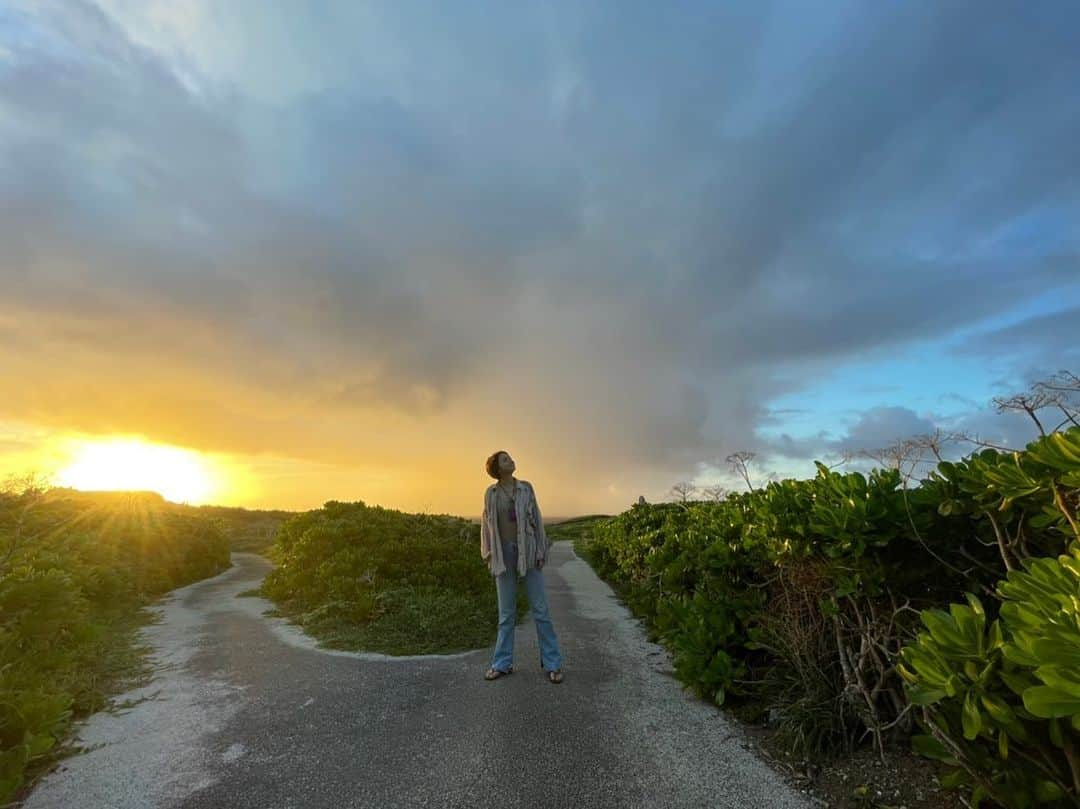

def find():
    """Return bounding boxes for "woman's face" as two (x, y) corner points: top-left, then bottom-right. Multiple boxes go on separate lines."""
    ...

(498, 452), (516, 475)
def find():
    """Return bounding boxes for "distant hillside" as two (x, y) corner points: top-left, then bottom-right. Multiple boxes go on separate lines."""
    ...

(54, 490), (608, 551)
(41, 489), (296, 554)
(544, 514), (612, 543)
(189, 503), (297, 553)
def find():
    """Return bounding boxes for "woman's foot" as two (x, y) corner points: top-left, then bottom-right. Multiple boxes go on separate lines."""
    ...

(484, 665), (513, 680)
(547, 669), (563, 684)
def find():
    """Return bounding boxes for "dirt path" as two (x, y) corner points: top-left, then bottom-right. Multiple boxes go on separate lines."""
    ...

(22, 544), (812, 808)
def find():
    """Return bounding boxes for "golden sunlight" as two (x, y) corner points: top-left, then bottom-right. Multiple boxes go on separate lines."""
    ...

(54, 437), (224, 504)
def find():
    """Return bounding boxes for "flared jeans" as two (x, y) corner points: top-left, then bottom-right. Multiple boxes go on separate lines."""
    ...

(490, 537), (563, 673)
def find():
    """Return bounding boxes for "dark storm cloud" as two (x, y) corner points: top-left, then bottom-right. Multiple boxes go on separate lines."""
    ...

(1, 0), (1078, 504)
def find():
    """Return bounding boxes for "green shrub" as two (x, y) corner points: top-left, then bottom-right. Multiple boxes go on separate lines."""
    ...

(259, 500), (518, 655)
(898, 541), (1080, 807)
(582, 426), (1080, 769)
(0, 489), (231, 804)
(589, 463), (932, 750)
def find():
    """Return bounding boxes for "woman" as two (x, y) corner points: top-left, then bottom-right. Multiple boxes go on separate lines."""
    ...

(480, 450), (564, 684)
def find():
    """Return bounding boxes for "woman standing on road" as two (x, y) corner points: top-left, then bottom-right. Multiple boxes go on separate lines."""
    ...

(480, 450), (564, 684)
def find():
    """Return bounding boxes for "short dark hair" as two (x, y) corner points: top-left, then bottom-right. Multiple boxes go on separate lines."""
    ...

(485, 450), (508, 479)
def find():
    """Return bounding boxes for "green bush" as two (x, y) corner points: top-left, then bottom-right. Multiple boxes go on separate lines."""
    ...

(259, 500), (519, 656)
(0, 489), (231, 804)
(589, 463), (941, 751)
(898, 541), (1080, 808)
(582, 426), (1080, 771)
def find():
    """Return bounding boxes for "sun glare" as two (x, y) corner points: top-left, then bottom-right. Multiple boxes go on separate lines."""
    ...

(54, 437), (223, 504)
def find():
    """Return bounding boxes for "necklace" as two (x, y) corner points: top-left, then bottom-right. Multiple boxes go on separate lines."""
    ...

(499, 479), (518, 526)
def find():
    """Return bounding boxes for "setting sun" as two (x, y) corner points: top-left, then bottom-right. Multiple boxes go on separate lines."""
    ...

(54, 437), (223, 504)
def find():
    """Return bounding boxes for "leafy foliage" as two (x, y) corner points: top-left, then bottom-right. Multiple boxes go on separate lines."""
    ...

(0, 488), (230, 804)
(899, 542), (1080, 807)
(583, 426), (1080, 795)
(260, 500), (519, 655)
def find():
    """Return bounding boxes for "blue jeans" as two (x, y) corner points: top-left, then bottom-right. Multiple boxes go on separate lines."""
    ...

(490, 539), (563, 672)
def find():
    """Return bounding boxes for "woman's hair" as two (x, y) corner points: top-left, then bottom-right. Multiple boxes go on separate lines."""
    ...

(485, 450), (508, 479)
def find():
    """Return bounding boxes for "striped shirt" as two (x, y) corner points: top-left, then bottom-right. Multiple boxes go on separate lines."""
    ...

(480, 478), (549, 577)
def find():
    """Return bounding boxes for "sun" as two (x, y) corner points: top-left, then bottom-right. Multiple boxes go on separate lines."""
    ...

(54, 437), (222, 504)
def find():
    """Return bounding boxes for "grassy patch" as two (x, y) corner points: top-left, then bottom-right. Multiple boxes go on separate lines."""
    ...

(547, 514), (611, 545)
(259, 500), (531, 656)
(188, 504), (295, 554)
(284, 585), (528, 655)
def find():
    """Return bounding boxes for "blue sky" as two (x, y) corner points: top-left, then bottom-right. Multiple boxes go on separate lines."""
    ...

(764, 286), (1080, 438)
(0, 1), (1078, 514)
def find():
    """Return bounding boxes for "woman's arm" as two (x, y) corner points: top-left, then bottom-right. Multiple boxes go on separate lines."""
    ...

(530, 484), (548, 563)
(480, 492), (492, 561)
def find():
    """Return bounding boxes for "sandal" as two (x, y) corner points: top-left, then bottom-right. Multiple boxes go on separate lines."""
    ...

(484, 665), (513, 680)
(547, 669), (563, 684)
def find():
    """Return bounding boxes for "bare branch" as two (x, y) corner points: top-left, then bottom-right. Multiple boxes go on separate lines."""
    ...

(725, 451), (757, 491)
(861, 437), (930, 486)
(1053, 406), (1080, 431)
(1033, 370), (1080, 394)
(824, 450), (854, 470)
(951, 430), (1020, 454)
(699, 484), (727, 502)
(668, 481), (698, 503)
(909, 428), (965, 463)
(993, 390), (1058, 436)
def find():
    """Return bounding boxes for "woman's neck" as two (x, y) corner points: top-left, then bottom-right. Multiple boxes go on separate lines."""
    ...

(498, 474), (516, 487)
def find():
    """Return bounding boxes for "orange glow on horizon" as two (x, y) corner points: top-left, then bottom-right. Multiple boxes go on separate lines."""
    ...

(53, 436), (233, 505)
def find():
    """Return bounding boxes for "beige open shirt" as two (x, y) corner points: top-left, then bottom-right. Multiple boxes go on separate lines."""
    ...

(480, 479), (549, 577)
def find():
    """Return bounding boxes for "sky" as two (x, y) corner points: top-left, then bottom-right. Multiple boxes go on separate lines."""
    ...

(1, 0), (1078, 517)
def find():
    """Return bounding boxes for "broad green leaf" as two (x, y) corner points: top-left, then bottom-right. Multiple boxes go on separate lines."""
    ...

(922, 610), (969, 650)
(1048, 717), (1064, 748)
(980, 694), (1015, 725)
(906, 683), (947, 706)
(970, 783), (989, 808)
(962, 690), (983, 739)
(1001, 641), (1039, 668)
(1030, 640), (1080, 668)
(1034, 780), (1065, 802)
(940, 768), (970, 788)
(910, 734), (955, 763)
(1033, 665), (1080, 699)
(896, 662), (918, 685)
(1022, 686), (1080, 718)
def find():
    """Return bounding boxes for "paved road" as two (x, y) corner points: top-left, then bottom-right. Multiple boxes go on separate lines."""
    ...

(24, 543), (811, 809)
